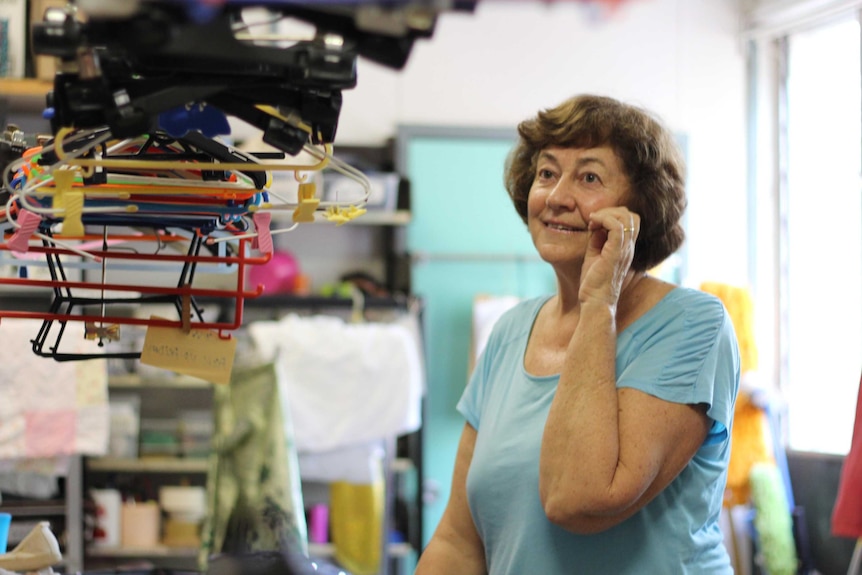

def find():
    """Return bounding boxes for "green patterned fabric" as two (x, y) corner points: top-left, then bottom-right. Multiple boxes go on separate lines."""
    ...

(199, 362), (308, 569)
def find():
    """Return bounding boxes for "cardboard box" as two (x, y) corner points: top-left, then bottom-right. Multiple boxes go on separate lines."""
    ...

(29, 0), (67, 80)
(0, 0), (26, 78)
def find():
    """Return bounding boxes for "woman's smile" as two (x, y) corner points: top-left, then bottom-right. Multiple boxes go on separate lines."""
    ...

(544, 220), (587, 234)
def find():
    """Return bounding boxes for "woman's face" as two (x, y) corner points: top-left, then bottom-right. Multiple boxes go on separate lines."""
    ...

(527, 145), (631, 268)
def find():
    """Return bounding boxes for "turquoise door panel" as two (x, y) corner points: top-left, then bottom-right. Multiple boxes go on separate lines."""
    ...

(405, 137), (536, 256)
(398, 127), (558, 549)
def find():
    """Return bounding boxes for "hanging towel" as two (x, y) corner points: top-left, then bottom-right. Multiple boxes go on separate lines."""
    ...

(0, 319), (109, 462)
(725, 391), (775, 506)
(699, 283), (773, 507)
(750, 462), (799, 575)
(248, 314), (423, 453)
(700, 282), (758, 374)
(199, 362), (307, 569)
(832, 372), (862, 538)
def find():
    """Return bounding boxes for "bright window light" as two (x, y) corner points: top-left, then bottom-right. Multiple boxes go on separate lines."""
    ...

(784, 18), (862, 454)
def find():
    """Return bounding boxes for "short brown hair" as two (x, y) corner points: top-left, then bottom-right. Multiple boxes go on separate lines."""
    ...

(504, 94), (686, 272)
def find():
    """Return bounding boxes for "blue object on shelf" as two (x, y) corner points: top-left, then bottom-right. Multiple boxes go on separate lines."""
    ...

(159, 103), (231, 138)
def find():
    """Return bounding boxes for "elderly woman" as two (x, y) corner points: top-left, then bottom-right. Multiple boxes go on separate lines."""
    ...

(415, 94), (740, 574)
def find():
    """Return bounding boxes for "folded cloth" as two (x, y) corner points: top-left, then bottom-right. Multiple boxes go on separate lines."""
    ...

(0, 320), (109, 462)
(0, 470), (59, 499)
(0, 522), (63, 571)
(249, 314), (423, 453)
(298, 441), (384, 484)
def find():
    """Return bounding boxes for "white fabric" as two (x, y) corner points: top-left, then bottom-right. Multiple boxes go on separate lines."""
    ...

(471, 295), (521, 366)
(298, 441), (384, 484)
(0, 319), (109, 462)
(248, 313), (423, 453)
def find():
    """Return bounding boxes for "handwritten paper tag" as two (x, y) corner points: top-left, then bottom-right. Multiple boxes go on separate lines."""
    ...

(140, 319), (236, 385)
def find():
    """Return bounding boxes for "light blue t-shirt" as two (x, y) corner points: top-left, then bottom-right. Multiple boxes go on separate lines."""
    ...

(457, 287), (740, 575)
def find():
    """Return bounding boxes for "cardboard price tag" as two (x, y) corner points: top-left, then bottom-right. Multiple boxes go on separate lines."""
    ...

(140, 318), (236, 385)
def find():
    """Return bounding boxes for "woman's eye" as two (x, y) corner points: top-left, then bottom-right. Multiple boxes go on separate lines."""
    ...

(537, 168), (554, 180)
(583, 172), (600, 184)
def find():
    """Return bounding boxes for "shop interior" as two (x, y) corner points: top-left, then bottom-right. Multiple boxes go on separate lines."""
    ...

(1, 1), (861, 574)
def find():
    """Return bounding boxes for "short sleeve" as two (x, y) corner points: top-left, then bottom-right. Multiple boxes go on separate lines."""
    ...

(617, 292), (740, 440)
(457, 320), (498, 430)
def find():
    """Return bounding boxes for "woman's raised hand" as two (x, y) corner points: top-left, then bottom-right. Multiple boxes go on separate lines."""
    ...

(579, 207), (640, 309)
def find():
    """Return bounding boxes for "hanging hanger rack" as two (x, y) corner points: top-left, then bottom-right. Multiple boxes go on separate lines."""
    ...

(4, 126), (371, 240)
(0, 124), (369, 352)
(51, 126), (333, 176)
(0, 233), (271, 360)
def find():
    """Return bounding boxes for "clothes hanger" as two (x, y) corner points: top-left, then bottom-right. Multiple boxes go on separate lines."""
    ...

(0, 235), (270, 360)
(51, 126), (333, 175)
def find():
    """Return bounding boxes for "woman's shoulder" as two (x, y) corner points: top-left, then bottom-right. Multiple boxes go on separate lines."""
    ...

(629, 282), (728, 334)
(662, 285), (727, 317)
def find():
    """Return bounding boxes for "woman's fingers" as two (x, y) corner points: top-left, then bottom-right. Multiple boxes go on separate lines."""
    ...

(588, 208), (640, 242)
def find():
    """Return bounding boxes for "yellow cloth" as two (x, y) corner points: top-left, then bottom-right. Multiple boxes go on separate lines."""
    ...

(699, 282), (773, 506)
(700, 282), (758, 374)
(724, 391), (775, 506)
(330, 479), (384, 575)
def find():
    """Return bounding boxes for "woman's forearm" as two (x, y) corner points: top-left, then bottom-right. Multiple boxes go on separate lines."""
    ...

(539, 301), (625, 523)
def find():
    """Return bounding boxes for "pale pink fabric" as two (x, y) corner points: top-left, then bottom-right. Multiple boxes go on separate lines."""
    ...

(0, 319), (109, 461)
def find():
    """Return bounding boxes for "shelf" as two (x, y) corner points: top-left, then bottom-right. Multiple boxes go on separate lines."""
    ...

(0, 78), (52, 98)
(87, 543), (413, 561)
(87, 457), (208, 473)
(307, 542), (414, 559)
(108, 374), (213, 389)
(86, 545), (197, 558)
(269, 210), (410, 227)
(0, 500), (66, 517)
(242, 293), (413, 311)
(349, 210), (411, 226)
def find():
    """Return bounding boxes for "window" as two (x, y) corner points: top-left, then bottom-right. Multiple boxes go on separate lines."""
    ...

(781, 17), (862, 454)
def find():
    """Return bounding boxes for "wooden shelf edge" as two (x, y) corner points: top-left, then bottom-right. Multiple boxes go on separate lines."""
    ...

(86, 456), (208, 473)
(86, 545), (197, 558)
(0, 78), (52, 98)
(242, 293), (414, 311)
(350, 210), (411, 226)
(0, 501), (67, 516)
(307, 541), (414, 558)
(108, 373), (213, 389)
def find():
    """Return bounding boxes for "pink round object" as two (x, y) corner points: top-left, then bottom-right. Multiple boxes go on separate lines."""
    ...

(247, 251), (300, 294)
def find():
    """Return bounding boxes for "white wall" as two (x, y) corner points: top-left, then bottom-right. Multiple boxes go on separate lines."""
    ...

(335, 0), (751, 287)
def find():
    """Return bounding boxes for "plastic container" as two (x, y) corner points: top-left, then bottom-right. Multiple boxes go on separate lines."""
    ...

(0, 512), (11, 553)
(120, 501), (160, 549)
(90, 489), (122, 548)
(308, 504), (329, 544)
(159, 486), (206, 548)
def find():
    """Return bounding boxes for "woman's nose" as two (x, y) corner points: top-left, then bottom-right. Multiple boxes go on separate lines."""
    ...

(545, 182), (576, 210)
